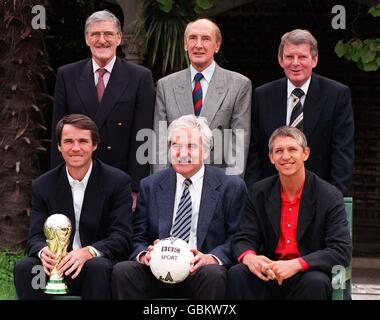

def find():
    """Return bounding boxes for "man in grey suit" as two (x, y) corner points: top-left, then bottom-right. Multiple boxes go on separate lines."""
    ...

(153, 18), (252, 176)
(112, 115), (247, 299)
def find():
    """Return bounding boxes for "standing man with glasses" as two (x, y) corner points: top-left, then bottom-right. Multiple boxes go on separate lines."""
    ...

(112, 115), (247, 300)
(51, 10), (155, 209)
(245, 29), (354, 195)
(153, 18), (252, 177)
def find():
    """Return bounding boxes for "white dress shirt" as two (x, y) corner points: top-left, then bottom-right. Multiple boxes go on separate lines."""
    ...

(190, 61), (216, 102)
(286, 77), (311, 125)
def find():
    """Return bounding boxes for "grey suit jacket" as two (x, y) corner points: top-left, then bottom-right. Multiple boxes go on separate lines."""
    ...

(153, 63), (252, 176)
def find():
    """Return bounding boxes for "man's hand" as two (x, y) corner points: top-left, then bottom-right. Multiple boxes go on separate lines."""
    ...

(242, 253), (276, 281)
(189, 249), (217, 275)
(139, 239), (160, 266)
(266, 259), (302, 285)
(56, 247), (93, 279)
(40, 248), (57, 276)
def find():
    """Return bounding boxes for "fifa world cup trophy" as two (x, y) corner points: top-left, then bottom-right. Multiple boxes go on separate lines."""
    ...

(43, 214), (72, 294)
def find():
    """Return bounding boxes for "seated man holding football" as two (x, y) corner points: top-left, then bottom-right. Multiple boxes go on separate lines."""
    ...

(111, 114), (247, 299)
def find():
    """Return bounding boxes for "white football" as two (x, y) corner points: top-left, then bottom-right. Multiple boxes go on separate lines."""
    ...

(149, 237), (194, 284)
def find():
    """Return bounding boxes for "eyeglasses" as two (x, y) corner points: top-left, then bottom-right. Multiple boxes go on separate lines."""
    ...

(88, 31), (118, 39)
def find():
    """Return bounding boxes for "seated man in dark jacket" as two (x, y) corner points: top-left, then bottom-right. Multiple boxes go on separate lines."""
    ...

(14, 114), (132, 299)
(228, 126), (352, 300)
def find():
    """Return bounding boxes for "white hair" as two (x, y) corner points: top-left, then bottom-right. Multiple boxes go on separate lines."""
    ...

(85, 10), (122, 34)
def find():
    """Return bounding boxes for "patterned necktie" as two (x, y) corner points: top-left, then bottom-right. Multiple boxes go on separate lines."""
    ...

(192, 73), (203, 116)
(171, 179), (192, 242)
(96, 68), (107, 102)
(290, 88), (305, 130)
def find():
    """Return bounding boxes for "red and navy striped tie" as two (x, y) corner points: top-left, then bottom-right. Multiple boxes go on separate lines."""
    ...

(192, 73), (203, 116)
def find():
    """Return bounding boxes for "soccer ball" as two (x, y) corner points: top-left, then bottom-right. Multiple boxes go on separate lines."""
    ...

(149, 237), (194, 284)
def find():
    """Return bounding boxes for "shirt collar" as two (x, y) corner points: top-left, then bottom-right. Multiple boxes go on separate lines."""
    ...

(190, 61), (215, 84)
(66, 162), (93, 189)
(176, 164), (205, 187)
(287, 76), (311, 99)
(92, 55), (116, 74)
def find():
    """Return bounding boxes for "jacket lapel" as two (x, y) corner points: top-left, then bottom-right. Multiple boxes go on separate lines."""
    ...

(158, 169), (177, 238)
(197, 166), (220, 248)
(94, 57), (130, 129)
(296, 171), (316, 241)
(201, 64), (228, 123)
(79, 160), (104, 245)
(265, 177), (281, 240)
(55, 166), (76, 247)
(75, 59), (99, 119)
(173, 67), (194, 116)
(303, 73), (324, 137)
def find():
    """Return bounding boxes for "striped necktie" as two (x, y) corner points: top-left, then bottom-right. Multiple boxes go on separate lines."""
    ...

(290, 88), (305, 130)
(192, 73), (203, 116)
(171, 179), (192, 242)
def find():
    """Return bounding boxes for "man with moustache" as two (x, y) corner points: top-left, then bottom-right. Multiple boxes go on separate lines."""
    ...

(112, 115), (247, 299)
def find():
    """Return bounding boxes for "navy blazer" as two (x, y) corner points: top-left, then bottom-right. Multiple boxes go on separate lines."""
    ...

(50, 57), (155, 191)
(131, 165), (247, 266)
(27, 159), (133, 261)
(245, 73), (354, 195)
(233, 170), (352, 274)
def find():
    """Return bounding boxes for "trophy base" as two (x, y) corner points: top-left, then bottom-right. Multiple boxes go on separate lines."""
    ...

(45, 279), (68, 295)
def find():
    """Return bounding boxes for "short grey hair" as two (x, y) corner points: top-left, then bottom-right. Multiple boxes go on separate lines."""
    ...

(184, 18), (222, 43)
(278, 29), (318, 58)
(268, 126), (308, 153)
(85, 10), (122, 34)
(167, 114), (213, 153)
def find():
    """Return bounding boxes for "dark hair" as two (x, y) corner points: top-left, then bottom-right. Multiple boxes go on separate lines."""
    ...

(56, 114), (100, 146)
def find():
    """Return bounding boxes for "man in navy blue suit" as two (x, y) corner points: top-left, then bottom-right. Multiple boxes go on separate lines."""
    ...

(245, 29), (354, 195)
(50, 10), (155, 208)
(112, 114), (247, 300)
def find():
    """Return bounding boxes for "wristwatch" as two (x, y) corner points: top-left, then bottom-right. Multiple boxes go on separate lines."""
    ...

(87, 246), (97, 258)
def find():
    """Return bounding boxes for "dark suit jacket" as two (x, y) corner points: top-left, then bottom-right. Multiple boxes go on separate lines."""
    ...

(27, 159), (132, 261)
(131, 165), (247, 266)
(50, 57), (155, 191)
(233, 170), (352, 274)
(245, 73), (354, 195)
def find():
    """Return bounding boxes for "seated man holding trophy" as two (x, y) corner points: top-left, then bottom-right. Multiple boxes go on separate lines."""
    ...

(14, 114), (133, 299)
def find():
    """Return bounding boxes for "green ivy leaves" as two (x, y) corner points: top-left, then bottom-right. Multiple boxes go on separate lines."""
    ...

(335, 39), (380, 72)
(335, 4), (380, 72)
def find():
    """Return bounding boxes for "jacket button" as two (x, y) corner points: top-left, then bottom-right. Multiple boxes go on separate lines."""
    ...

(117, 122), (122, 126)
(107, 146), (112, 150)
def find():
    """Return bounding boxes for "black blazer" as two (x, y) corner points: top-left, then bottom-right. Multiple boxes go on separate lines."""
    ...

(245, 73), (354, 195)
(26, 159), (133, 261)
(233, 170), (352, 274)
(131, 165), (248, 266)
(50, 57), (156, 191)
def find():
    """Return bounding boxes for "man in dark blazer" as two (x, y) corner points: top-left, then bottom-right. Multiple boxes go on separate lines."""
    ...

(112, 115), (247, 299)
(50, 10), (155, 204)
(228, 126), (352, 300)
(14, 114), (132, 299)
(245, 29), (354, 195)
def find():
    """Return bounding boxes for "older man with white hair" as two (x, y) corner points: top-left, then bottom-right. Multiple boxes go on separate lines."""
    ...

(112, 114), (247, 300)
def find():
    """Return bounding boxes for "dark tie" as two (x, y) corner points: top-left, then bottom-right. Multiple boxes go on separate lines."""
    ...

(96, 68), (107, 102)
(290, 88), (305, 130)
(192, 73), (203, 116)
(171, 179), (192, 242)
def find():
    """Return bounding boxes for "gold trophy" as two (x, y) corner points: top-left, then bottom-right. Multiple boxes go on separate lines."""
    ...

(43, 214), (72, 294)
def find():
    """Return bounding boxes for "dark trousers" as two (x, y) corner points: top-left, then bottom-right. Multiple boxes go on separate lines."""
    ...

(227, 264), (331, 300)
(14, 256), (114, 300)
(112, 261), (227, 300)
